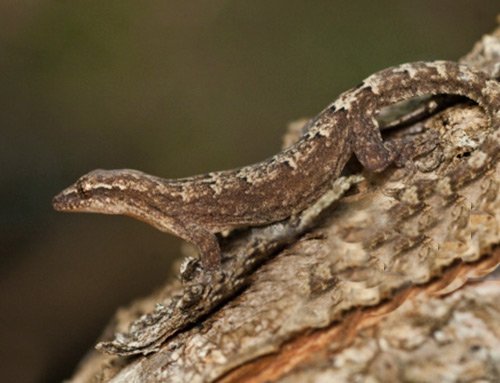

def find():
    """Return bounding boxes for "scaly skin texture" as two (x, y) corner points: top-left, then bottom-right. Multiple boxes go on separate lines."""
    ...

(52, 61), (500, 272)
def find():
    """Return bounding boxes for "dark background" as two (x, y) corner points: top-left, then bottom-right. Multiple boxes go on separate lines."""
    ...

(1, 1), (498, 382)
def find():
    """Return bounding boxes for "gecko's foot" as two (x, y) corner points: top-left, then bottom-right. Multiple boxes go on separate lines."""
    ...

(180, 256), (224, 285)
(179, 256), (204, 284)
(353, 137), (397, 173)
(385, 131), (440, 169)
(384, 139), (409, 168)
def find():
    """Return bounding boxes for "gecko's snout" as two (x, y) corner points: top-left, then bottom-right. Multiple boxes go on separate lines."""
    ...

(52, 185), (79, 211)
(51, 193), (63, 211)
(52, 171), (103, 212)
(52, 173), (96, 211)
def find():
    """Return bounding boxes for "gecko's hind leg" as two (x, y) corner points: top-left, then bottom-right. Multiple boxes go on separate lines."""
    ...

(351, 118), (397, 172)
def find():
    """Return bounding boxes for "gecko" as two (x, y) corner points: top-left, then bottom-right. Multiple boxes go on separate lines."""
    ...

(52, 61), (500, 274)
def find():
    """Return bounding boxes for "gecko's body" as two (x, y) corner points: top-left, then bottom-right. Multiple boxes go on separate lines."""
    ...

(53, 61), (500, 271)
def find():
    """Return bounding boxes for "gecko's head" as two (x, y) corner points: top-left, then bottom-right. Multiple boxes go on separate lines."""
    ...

(52, 169), (152, 214)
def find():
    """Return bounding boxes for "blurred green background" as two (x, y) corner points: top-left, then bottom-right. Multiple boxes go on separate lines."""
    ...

(0, 1), (497, 381)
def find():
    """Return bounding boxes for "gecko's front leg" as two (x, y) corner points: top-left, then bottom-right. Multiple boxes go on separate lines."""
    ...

(172, 221), (222, 273)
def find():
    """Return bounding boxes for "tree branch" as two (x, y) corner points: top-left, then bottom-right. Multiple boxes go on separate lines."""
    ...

(69, 24), (500, 383)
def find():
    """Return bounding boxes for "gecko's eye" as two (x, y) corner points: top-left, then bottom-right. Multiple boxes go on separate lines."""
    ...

(76, 179), (90, 199)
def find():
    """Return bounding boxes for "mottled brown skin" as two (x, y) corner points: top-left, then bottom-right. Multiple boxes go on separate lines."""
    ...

(52, 61), (500, 272)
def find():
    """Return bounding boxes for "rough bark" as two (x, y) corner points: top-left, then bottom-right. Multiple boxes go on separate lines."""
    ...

(69, 24), (500, 383)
